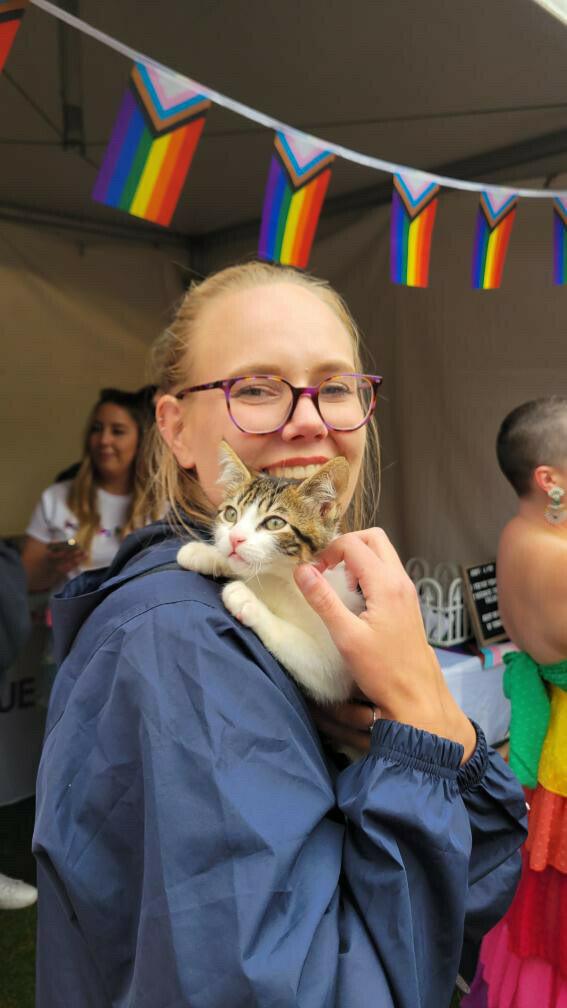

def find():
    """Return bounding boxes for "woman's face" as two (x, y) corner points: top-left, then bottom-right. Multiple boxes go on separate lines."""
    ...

(159, 282), (367, 511)
(88, 403), (139, 484)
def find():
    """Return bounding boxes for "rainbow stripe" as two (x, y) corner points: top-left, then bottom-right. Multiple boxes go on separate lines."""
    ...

(553, 198), (567, 284)
(258, 131), (334, 268)
(390, 172), (440, 287)
(472, 191), (517, 290)
(93, 63), (210, 228)
(480, 643), (518, 668)
(0, 1), (27, 72)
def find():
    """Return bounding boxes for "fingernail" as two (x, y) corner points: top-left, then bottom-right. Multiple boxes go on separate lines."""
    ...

(295, 564), (319, 590)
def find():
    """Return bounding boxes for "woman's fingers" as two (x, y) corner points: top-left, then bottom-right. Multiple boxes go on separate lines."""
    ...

(320, 701), (379, 733)
(308, 701), (376, 755)
(316, 528), (401, 571)
(316, 534), (413, 619)
(54, 550), (84, 574)
(293, 564), (361, 653)
(314, 530), (409, 605)
(314, 537), (382, 601)
(318, 721), (372, 754)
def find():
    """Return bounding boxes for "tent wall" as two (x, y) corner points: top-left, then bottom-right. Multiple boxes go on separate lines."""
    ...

(1, 221), (188, 536)
(200, 187), (567, 569)
(3, 189), (565, 564)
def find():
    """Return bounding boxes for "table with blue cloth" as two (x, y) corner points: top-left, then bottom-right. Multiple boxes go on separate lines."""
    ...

(436, 646), (510, 747)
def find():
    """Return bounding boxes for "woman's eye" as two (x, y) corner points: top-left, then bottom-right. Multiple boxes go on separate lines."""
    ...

(263, 516), (286, 531)
(224, 506), (237, 523)
(233, 384), (280, 401)
(321, 383), (350, 398)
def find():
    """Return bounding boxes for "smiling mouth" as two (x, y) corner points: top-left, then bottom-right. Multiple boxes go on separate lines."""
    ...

(262, 457), (330, 479)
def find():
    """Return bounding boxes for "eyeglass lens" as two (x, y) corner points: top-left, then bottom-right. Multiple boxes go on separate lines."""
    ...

(228, 375), (374, 433)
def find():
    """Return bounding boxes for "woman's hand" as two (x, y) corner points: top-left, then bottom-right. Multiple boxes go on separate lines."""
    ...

(294, 529), (476, 762)
(21, 537), (85, 592)
(307, 700), (379, 756)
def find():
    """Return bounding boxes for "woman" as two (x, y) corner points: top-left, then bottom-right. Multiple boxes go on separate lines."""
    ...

(22, 386), (158, 706)
(464, 398), (567, 1008)
(33, 263), (526, 1008)
(22, 386), (156, 592)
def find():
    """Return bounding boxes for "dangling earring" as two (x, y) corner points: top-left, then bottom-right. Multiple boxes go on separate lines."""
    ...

(545, 485), (567, 525)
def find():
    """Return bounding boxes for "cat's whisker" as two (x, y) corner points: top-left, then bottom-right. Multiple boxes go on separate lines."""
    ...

(251, 559), (264, 581)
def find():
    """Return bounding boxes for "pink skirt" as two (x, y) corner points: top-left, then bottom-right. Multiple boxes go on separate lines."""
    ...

(461, 848), (567, 1007)
(476, 920), (567, 1008)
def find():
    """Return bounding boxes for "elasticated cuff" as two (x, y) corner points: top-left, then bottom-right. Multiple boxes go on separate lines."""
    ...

(370, 718), (488, 790)
(456, 721), (488, 793)
(370, 718), (463, 779)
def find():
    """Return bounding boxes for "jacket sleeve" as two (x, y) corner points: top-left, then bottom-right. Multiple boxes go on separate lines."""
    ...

(34, 600), (527, 1008)
(457, 734), (527, 978)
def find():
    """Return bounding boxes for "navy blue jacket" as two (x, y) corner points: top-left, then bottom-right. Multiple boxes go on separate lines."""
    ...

(33, 523), (527, 1008)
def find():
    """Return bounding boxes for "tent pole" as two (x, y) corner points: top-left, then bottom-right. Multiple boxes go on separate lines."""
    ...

(57, 0), (85, 155)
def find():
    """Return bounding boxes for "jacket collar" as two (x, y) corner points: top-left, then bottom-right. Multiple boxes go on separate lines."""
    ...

(51, 520), (206, 664)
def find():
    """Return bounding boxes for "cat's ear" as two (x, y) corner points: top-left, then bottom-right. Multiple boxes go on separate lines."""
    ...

(299, 457), (349, 518)
(217, 440), (252, 491)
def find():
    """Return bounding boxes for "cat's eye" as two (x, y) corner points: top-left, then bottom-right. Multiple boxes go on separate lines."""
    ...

(263, 516), (286, 531)
(224, 506), (238, 523)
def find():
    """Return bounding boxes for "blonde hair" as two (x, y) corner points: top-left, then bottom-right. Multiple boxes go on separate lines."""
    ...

(144, 261), (381, 534)
(68, 390), (160, 557)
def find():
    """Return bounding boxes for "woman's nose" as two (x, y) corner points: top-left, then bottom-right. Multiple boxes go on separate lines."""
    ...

(281, 392), (327, 440)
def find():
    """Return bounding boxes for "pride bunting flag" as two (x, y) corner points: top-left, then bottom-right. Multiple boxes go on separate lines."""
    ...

(553, 198), (567, 285)
(0, 1), (28, 72)
(390, 172), (440, 287)
(471, 190), (517, 289)
(258, 131), (335, 268)
(93, 63), (210, 227)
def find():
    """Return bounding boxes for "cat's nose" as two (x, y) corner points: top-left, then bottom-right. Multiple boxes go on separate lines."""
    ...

(229, 533), (246, 550)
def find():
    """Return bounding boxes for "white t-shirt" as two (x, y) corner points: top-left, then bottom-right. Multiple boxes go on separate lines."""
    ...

(26, 480), (132, 574)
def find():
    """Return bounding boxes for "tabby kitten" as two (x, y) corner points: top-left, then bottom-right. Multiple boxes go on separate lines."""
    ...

(177, 441), (365, 704)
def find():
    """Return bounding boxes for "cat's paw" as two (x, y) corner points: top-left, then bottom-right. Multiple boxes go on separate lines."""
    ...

(222, 581), (265, 628)
(177, 542), (227, 576)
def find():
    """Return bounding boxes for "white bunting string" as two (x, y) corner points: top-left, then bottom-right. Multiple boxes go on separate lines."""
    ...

(30, 0), (567, 199)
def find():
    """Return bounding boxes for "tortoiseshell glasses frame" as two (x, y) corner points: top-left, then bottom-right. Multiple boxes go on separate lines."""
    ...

(174, 373), (383, 434)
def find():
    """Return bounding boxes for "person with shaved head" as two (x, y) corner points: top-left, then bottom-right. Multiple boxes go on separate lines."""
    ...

(464, 396), (567, 1007)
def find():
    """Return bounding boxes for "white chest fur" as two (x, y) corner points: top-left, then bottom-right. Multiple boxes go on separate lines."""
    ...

(177, 540), (364, 703)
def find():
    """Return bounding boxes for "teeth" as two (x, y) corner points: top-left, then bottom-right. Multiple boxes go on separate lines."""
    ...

(269, 464), (322, 479)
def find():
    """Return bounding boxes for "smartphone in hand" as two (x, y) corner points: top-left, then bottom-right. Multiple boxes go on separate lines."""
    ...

(48, 539), (79, 554)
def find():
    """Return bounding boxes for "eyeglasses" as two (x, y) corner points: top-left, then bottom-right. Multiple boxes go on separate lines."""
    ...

(174, 373), (383, 434)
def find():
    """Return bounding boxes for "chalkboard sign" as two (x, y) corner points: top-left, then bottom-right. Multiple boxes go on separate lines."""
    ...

(461, 562), (508, 646)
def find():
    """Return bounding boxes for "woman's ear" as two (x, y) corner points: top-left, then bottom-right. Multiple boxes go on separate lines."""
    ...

(533, 465), (560, 495)
(156, 394), (195, 468)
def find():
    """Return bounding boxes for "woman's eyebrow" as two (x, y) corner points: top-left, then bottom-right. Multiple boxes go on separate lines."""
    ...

(226, 361), (355, 379)
(226, 364), (283, 377)
(313, 361), (356, 375)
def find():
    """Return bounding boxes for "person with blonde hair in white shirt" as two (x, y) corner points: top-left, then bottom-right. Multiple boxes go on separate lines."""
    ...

(21, 386), (159, 706)
(22, 386), (158, 592)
